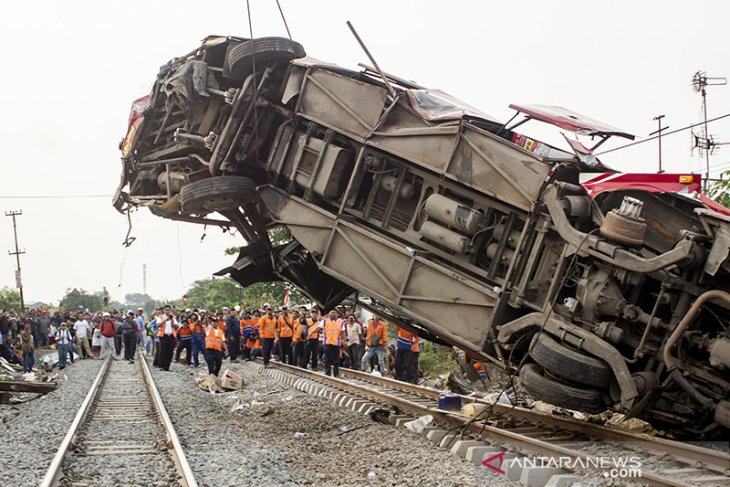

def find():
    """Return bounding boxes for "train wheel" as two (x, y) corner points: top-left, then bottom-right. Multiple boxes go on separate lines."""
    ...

(520, 363), (606, 413)
(529, 332), (612, 388)
(223, 37), (306, 80)
(179, 176), (256, 214)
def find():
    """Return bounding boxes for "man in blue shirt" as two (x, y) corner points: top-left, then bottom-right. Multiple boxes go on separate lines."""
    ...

(225, 308), (240, 363)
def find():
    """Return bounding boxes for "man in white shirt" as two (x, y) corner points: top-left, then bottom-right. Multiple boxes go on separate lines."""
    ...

(73, 314), (92, 359)
(155, 305), (179, 371)
(55, 322), (74, 370)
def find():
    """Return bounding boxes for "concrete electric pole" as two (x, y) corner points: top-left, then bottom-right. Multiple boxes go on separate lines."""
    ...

(5, 210), (26, 310)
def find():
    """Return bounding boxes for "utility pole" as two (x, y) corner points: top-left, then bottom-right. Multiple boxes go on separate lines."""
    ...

(142, 263), (147, 295)
(5, 211), (25, 310)
(692, 71), (727, 191)
(649, 115), (669, 173)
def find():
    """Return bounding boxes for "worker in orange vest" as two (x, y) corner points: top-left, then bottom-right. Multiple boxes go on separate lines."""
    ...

(204, 319), (227, 376)
(175, 319), (193, 365)
(361, 316), (387, 373)
(304, 308), (322, 371)
(322, 309), (345, 377)
(277, 307), (295, 365)
(395, 326), (419, 383)
(291, 310), (308, 368)
(189, 313), (207, 368)
(257, 305), (277, 366)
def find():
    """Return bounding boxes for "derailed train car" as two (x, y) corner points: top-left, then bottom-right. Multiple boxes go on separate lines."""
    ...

(114, 36), (730, 438)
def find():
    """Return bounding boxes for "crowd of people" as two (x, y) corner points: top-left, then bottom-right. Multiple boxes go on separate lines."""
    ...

(0, 303), (423, 384)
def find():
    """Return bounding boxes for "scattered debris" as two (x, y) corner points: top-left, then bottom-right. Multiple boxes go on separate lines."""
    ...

(367, 471), (377, 478)
(219, 369), (243, 390)
(293, 432), (310, 439)
(337, 424), (368, 436)
(280, 395), (293, 402)
(403, 415), (433, 434)
(0, 380), (57, 394)
(483, 391), (512, 406)
(230, 400), (250, 412)
(446, 372), (473, 395)
(196, 374), (224, 394)
(368, 407), (392, 424)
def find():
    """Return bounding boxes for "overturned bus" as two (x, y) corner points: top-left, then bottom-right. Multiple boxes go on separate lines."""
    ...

(114, 35), (730, 438)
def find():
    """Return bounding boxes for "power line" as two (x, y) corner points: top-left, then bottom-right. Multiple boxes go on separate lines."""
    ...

(596, 113), (730, 156)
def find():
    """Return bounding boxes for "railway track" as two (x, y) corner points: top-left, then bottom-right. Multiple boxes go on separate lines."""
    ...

(40, 354), (197, 487)
(246, 360), (730, 487)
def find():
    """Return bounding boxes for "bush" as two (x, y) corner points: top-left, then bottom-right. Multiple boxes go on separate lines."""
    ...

(418, 341), (457, 379)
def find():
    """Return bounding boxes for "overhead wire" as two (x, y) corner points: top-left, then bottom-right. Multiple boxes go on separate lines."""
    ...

(595, 113), (730, 156)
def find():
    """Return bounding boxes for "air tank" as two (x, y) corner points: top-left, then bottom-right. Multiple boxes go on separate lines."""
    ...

(423, 194), (485, 235)
(420, 221), (470, 254)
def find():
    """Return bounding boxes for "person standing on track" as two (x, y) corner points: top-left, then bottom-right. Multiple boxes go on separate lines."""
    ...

(73, 313), (92, 360)
(225, 308), (240, 363)
(345, 314), (362, 370)
(205, 319), (227, 376)
(156, 305), (179, 371)
(113, 310), (124, 357)
(276, 307), (294, 365)
(135, 308), (146, 350)
(257, 305), (277, 367)
(361, 316), (387, 373)
(304, 308), (322, 371)
(189, 313), (206, 367)
(122, 311), (138, 363)
(100, 312), (116, 360)
(55, 322), (74, 370)
(322, 310), (345, 377)
(175, 319), (193, 365)
(292, 310), (307, 368)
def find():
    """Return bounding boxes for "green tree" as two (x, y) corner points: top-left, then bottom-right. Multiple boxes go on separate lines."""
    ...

(60, 288), (104, 311)
(185, 277), (242, 309)
(708, 172), (730, 208)
(0, 286), (21, 310)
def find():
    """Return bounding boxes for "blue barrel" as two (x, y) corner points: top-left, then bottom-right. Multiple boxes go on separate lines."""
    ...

(438, 392), (462, 411)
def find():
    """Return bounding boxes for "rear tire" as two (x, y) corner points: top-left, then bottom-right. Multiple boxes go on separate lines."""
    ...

(179, 176), (256, 213)
(520, 363), (605, 413)
(529, 333), (612, 388)
(224, 37), (306, 80)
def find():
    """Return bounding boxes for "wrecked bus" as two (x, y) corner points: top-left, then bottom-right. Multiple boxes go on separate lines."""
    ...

(114, 36), (730, 438)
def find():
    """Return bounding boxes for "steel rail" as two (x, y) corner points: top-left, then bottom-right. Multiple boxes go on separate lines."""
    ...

(41, 354), (199, 487)
(339, 367), (730, 475)
(39, 356), (112, 487)
(258, 360), (728, 487)
(140, 352), (198, 487)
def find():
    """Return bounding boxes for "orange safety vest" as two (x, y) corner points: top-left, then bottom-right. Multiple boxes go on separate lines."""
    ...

(245, 337), (256, 349)
(205, 327), (224, 351)
(191, 323), (206, 335)
(307, 318), (320, 340)
(366, 320), (387, 347)
(323, 318), (343, 346)
(217, 319), (227, 333)
(157, 317), (177, 337)
(293, 320), (306, 343)
(177, 326), (193, 339)
(258, 316), (277, 339)
(277, 315), (294, 338)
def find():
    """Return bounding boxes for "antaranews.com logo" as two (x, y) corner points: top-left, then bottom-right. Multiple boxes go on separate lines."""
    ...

(482, 451), (643, 480)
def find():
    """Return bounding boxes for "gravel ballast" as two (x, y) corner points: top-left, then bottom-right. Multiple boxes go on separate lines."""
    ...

(150, 358), (521, 487)
(0, 355), (101, 487)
